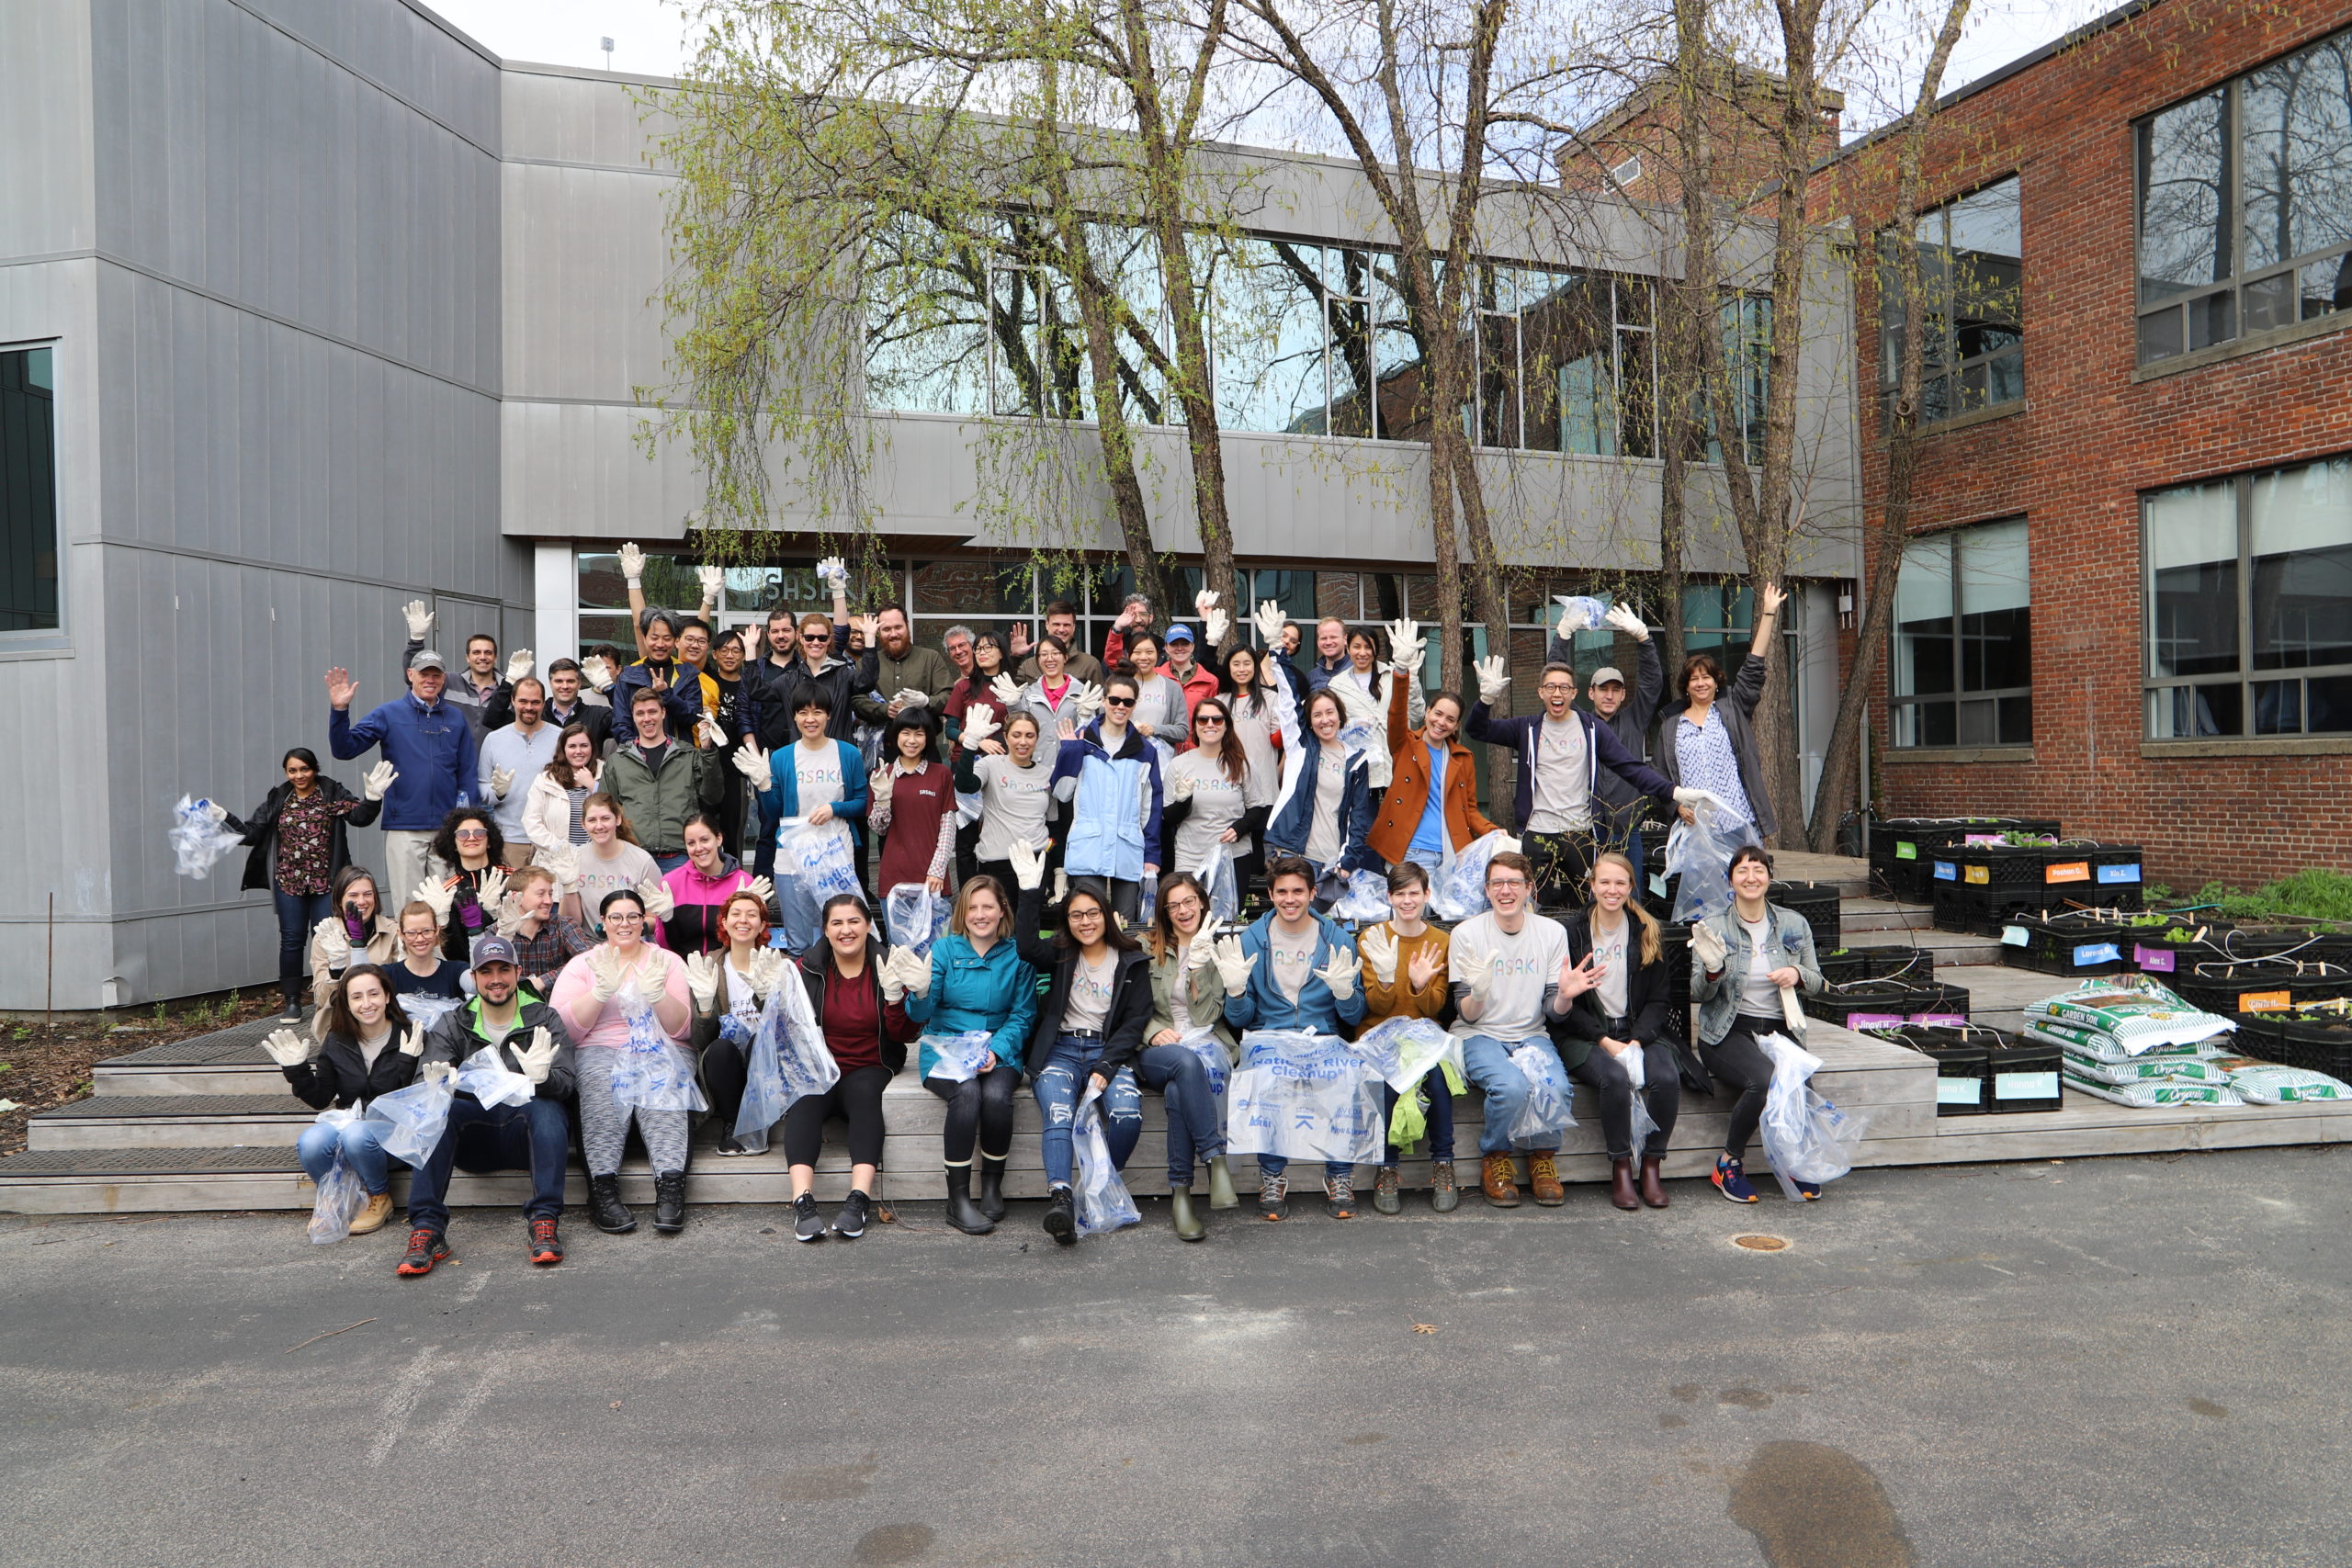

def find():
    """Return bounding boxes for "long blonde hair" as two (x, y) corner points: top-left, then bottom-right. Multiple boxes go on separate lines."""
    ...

(1589, 852), (1661, 965)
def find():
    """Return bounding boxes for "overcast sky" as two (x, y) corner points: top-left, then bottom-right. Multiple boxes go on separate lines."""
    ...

(424, 0), (2123, 134)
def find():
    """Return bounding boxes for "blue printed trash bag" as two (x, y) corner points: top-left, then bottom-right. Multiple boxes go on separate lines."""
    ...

(1506, 1042), (1577, 1148)
(776, 818), (862, 950)
(1073, 1088), (1141, 1236)
(922, 1031), (996, 1085)
(886, 883), (949, 960)
(1226, 1031), (1384, 1167)
(307, 1153), (369, 1245)
(1756, 1032), (1866, 1198)
(609, 1001), (708, 1114)
(1328, 868), (1392, 924)
(1430, 829), (1510, 922)
(1553, 594), (1609, 631)
(733, 974), (841, 1152)
(169, 795), (246, 879)
(455, 1044), (535, 1110)
(1348, 1016), (1462, 1095)
(1664, 796), (1761, 922)
(1177, 1025), (1230, 1100)
(363, 1077), (456, 1166)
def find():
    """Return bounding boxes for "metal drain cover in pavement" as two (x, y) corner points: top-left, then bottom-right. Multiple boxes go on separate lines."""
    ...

(1730, 1234), (1792, 1252)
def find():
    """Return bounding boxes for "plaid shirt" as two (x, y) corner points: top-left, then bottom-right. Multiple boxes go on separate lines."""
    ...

(509, 914), (595, 996)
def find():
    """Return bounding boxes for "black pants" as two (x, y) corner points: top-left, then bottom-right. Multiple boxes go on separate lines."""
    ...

(975, 858), (1016, 903)
(780, 1064), (890, 1168)
(1699, 1019), (1781, 1163)
(700, 1035), (748, 1135)
(1526, 829), (1597, 910)
(1567, 1034), (1682, 1160)
(955, 819), (983, 889)
(924, 1063), (1019, 1164)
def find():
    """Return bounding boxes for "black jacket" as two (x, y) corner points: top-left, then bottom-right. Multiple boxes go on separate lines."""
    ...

(419, 996), (578, 1102)
(795, 939), (915, 1075)
(541, 698), (614, 752)
(754, 655), (867, 749)
(1014, 885), (1154, 1079)
(1552, 911), (1675, 1071)
(283, 1029), (420, 1111)
(231, 778), (382, 894)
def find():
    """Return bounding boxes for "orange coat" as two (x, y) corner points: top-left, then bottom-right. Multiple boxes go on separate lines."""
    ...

(1366, 675), (1499, 868)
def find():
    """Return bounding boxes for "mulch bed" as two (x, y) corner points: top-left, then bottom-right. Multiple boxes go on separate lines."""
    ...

(0, 993), (282, 1156)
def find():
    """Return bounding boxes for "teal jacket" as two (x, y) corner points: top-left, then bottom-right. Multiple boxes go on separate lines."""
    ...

(1220, 909), (1365, 1036)
(757, 738), (870, 846)
(905, 931), (1039, 1077)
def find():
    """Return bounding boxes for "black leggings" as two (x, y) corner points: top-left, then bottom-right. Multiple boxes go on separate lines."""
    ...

(780, 1064), (890, 1168)
(1567, 1037), (1683, 1160)
(925, 1063), (1018, 1164)
(1699, 1020), (1780, 1163)
(700, 1035), (748, 1134)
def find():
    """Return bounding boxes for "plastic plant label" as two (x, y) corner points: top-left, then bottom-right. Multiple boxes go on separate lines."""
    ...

(1996, 1071), (2060, 1100)
(1895, 841), (1917, 861)
(1933, 861), (1958, 882)
(2003, 925), (2030, 946)
(2045, 861), (2090, 884)
(1650, 874), (1667, 896)
(1964, 864), (1990, 886)
(2097, 863), (2142, 884)
(1962, 833), (2005, 846)
(1909, 1012), (1968, 1027)
(2074, 942), (2122, 966)
(1847, 1012), (1906, 1030)
(2134, 945), (2177, 973)
(1936, 1077), (1983, 1105)
(2239, 989), (2292, 1013)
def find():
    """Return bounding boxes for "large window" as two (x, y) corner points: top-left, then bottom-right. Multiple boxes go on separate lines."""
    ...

(2136, 28), (2352, 365)
(1, 346), (59, 633)
(2144, 455), (2352, 739)
(1892, 518), (2032, 747)
(1881, 176), (2023, 423)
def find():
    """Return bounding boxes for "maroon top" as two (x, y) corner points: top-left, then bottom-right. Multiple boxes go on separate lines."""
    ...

(943, 675), (1010, 748)
(822, 964), (887, 1072)
(876, 761), (956, 892)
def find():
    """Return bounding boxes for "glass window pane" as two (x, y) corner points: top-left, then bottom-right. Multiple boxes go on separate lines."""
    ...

(2147, 682), (2243, 738)
(2243, 35), (2352, 273)
(1209, 238), (1327, 434)
(1326, 249), (1377, 439)
(1476, 312), (1521, 448)
(865, 216), (990, 415)
(1997, 694), (2033, 745)
(1522, 273), (1611, 454)
(1085, 223), (1171, 426)
(2299, 254), (2352, 320)
(1247, 570), (1317, 645)
(2250, 456), (2352, 671)
(911, 559), (1035, 618)
(2308, 672), (2352, 733)
(1960, 519), (2031, 693)
(577, 613), (637, 654)
(1, 345), (61, 632)
(1894, 536), (1955, 702)
(2138, 92), (2232, 306)
(990, 248), (1091, 420)
(2146, 479), (2241, 678)
(1895, 700), (1957, 748)
(1315, 571), (1363, 623)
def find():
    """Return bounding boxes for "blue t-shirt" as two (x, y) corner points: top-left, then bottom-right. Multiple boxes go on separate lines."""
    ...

(386, 958), (467, 1000)
(1408, 741), (1449, 865)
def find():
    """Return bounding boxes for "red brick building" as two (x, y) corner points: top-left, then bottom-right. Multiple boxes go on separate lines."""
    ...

(1820, 0), (2352, 890)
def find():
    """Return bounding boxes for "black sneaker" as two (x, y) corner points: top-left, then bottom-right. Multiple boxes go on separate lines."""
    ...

(1325, 1174), (1357, 1220)
(588, 1175), (636, 1235)
(396, 1228), (452, 1277)
(1043, 1186), (1078, 1246)
(275, 1005), (304, 1025)
(713, 1134), (752, 1156)
(792, 1192), (827, 1243)
(1258, 1172), (1289, 1222)
(831, 1190), (871, 1239)
(526, 1215), (563, 1266)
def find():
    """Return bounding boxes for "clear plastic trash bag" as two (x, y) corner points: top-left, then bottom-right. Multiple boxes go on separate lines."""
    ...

(1623, 1042), (1661, 1150)
(169, 795), (245, 880)
(400, 994), (466, 1031)
(307, 1153), (369, 1245)
(608, 1001), (708, 1114)
(886, 883), (949, 960)
(776, 818), (863, 950)
(922, 1031), (996, 1085)
(1226, 1030), (1384, 1167)
(363, 1076), (456, 1166)
(1755, 1032), (1867, 1197)
(1553, 594), (1610, 632)
(956, 788), (985, 828)
(1327, 868), (1393, 924)
(1506, 1042), (1577, 1148)
(1430, 829), (1511, 922)
(1665, 797), (1762, 923)
(1073, 1087), (1141, 1236)
(455, 1043), (535, 1111)
(1176, 1025), (1230, 1100)
(733, 972), (840, 1152)
(1349, 1016), (1462, 1095)
(1191, 851), (1241, 924)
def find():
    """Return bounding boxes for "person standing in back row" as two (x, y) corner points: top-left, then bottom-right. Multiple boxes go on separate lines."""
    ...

(1548, 603), (1666, 863)
(607, 686), (724, 874)
(478, 678), (559, 869)
(1656, 583), (1787, 841)
(854, 605), (957, 723)
(1012, 602), (1107, 686)
(326, 650), (478, 898)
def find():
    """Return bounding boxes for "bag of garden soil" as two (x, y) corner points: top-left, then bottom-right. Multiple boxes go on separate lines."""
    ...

(2024, 976), (2234, 1058)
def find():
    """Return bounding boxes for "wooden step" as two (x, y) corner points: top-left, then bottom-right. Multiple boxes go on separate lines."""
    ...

(28, 1095), (313, 1150)
(1839, 898), (1935, 933)
(91, 1021), (288, 1097)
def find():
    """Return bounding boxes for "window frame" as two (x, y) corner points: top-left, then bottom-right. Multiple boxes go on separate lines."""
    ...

(0, 340), (64, 643)
(1878, 175), (2025, 429)
(1887, 517), (2035, 749)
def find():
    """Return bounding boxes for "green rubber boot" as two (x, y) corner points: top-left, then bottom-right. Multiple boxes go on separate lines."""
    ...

(1204, 1155), (1240, 1211)
(1169, 1183), (1207, 1242)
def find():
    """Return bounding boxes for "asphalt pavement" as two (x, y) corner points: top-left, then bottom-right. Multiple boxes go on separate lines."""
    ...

(6, 1146), (2348, 1568)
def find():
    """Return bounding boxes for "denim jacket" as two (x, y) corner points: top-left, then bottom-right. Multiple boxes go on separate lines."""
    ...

(1690, 902), (1825, 1046)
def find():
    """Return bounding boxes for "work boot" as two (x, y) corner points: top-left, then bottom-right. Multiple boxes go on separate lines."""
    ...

(944, 1166), (995, 1235)
(652, 1171), (687, 1235)
(588, 1175), (636, 1235)
(1481, 1153), (1521, 1208)
(1373, 1167), (1402, 1215)
(1528, 1151), (1566, 1207)
(1043, 1185), (1078, 1246)
(349, 1192), (395, 1236)
(1169, 1183), (1206, 1242)
(1205, 1155), (1239, 1210)
(1639, 1155), (1669, 1208)
(1609, 1156), (1640, 1211)
(1430, 1158), (1460, 1213)
(976, 1155), (1010, 1222)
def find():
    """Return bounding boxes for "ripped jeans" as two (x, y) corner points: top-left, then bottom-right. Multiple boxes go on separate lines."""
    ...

(1033, 1034), (1143, 1190)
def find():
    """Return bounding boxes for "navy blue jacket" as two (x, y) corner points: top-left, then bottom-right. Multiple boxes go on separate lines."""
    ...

(1264, 740), (1376, 874)
(329, 691), (479, 832)
(1464, 703), (1675, 834)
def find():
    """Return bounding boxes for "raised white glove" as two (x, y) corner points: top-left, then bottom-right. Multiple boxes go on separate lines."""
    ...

(899, 946), (933, 1000)
(1194, 589), (1218, 618)
(422, 1060), (456, 1090)
(397, 1028), (426, 1058)
(634, 874), (675, 922)
(586, 946), (625, 1005)
(476, 867), (508, 917)
(1358, 926), (1398, 985)
(490, 766), (514, 800)
(697, 563), (724, 604)
(1474, 655), (1510, 705)
(634, 954), (671, 1010)
(1386, 616), (1425, 674)
(989, 673), (1023, 706)
(1603, 602), (1650, 641)
(1205, 607), (1230, 648)
(503, 649), (533, 683)
(1071, 682), (1104, 723)
(618, 541), (647, 584)
(363, 761), (397, 801)
(960, 708), (1000, 750)
(696, 713), (726, 750)
(543, 842), (581, 896)
(1456, 942), (1496, 1006)
(684, 952), (721, 1010)
(1212, 935), (1257, 998)
(880, 948), (911, 1004)
(1170, 773), (1195, 802)
(401, 600), (435, 639)
(493, 892), (527, 938)
(1252, 600), (1286, 646)
(412, 877), (454, 926)
(1009, 838), (1046, 892)
(815, 555), (849, 587)
(1690, 921), (1729, 971)
(514, 1027), (558, 1085)
(747, 875), (775, 905)
(1187, 933), (1217, 974)
(314, 917), (352, 968)
(261, 1029), (311, 1067)
(733, 739), (771, 785)
(1316, 950), (1360, 1003)
(747, 947), (789, 998)
(581, 654), (616, 693)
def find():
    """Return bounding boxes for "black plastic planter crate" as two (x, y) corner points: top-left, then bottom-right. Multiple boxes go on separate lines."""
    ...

(1660, 927), (1693, 1006)
(1770, 880), (1842, 952)
(1866, 1023), (2062, 1114)
(2168, 962), (2352, 1021)
(2207, 925), (2352, 965)
(1997, 912), (2142, 976)
(1816, 948), (1872, 986)
(1861, 1025), (1990, 1115)
(2233, 1007), (2352, 1080)
(1871, 817), (2060, 901)
(1862, 945), (1938, 983)
(1804, 979), (1972, 1031)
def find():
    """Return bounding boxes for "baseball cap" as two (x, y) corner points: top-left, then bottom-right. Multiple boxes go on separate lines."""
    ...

(409, 649), (447, 672)
(1165, 623), (1196, 644)
(469, 932), (520, 970)
(1590, 666), (1627, 687)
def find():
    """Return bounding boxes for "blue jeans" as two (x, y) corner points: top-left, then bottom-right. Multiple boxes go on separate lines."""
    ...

(1033, 1036), (1142, 1190)
(273, 888), (332, 1006)
(653, 852), (688, 874)
(405, 1094), (571, 1233)
(296, 1116), (397, 1195)
(1136, 1043), (1225, 1185)
(1383, 1068), (1456, 1165)
(1461, 1033), (1565, 1156)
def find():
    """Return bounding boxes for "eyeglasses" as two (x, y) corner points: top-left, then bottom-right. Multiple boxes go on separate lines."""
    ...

(1104, 694), (1136, 707)
(454, 828), (489, 839)
(605, 912), (644, 924)
(1487, 875), (1529, 890)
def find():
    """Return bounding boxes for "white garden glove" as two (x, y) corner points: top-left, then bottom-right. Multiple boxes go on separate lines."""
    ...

(696, 713), (727, 750)
(422, 1060), (457, 1090)
(989, 673), (1023, 706)
(733, 739), (771, 785)
(1186, 934), (1217, 975)
(899, 946), (933, 1000)
(503, 649), (533, 683)
(1194, 589), (1218, 619)
(1385, 616), (1425, 675)
(586, 946), (626, 1006)
(747, 875), (775, 906)
(1496, 835), (1522, 855)
(314, 918), (352, 970)
(960, 708), (1000, 750)
(618, 541), (647, 585)
(1252, 600), (1286, 646)
(1781, 984), (1808, 1033)
(1672, 785), (1723, 811)
(193, 799), (229, 825)
(1316, 950), (1360, 1004)
(633, 953), (672, 1010)
(490, 766), (514, 800)
(815, 555), (849, 587)
(697, 562), (724, 605)
(1009, 838), (1047, 892)
(401, 600), (435, 639)
(1205, 607), (1230, 648)
(1358, 925), (1399, 985)
(581, 654), (616, 693)
(513, 1028), (558, 1085)
(412, 877), (455, 926)
(493, 891), (528, 938)
(476, 868), (508, 919)
(1170, 773), (1195, 802)
(1071, 682), (1104, 723)
(1603, 603), (1651, 641)
(1690, 921), (1729, 972)
(634, 874), (675, 922)
(1456, 942), (1496, 1008)
(684, 951), (721, 1011)
(747, 947), (789, 998)
(1212, 935), (1257, 998)
(542, 842), (581, 897)
(397, 1028), (426, 1058)
(1474, 655), (1510, 706)
(261, 1029), (311, 1067)
(362, 761), (397, 802)
(880, 948), (912, 1004)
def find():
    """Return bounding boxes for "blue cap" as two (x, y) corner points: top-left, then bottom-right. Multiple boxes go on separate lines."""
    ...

(1164, 623), (1196, 644)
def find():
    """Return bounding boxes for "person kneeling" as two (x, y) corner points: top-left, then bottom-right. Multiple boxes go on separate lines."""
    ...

(398, 935), (574, 1275)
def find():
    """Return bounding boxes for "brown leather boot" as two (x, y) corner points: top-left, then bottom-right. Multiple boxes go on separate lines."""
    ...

(1480, 1153), (1521, 1208)
(1638, 1155), (1669, 1208)
(1527, 1151), (1566, 1207)
(1608, 1157), (1639, 1211)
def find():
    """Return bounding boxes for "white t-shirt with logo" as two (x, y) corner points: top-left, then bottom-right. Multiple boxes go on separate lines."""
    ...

(1167, 749), (1250, 868)
(1448, 910), (1569, 1043)
(1063, 952), (1118, 1034)
(973, 753), (1053, 862)
(1526, 716), (1592, 833)
(1303, 744), (1349, 866)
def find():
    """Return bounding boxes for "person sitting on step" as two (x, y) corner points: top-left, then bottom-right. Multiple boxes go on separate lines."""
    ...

(260, 962), (422, 1239)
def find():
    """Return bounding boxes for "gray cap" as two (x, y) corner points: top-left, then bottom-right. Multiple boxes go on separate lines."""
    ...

(1589, 666), (1627, 687)
(469, 932), (519, 970)
(409, 649), (447, 672)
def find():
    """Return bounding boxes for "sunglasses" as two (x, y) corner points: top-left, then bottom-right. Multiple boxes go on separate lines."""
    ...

(1104, 694), (1136, 707)
(454, 828), (489, 839)
(1195, 716), (1226, 727)
(803, 632), (831, 643)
